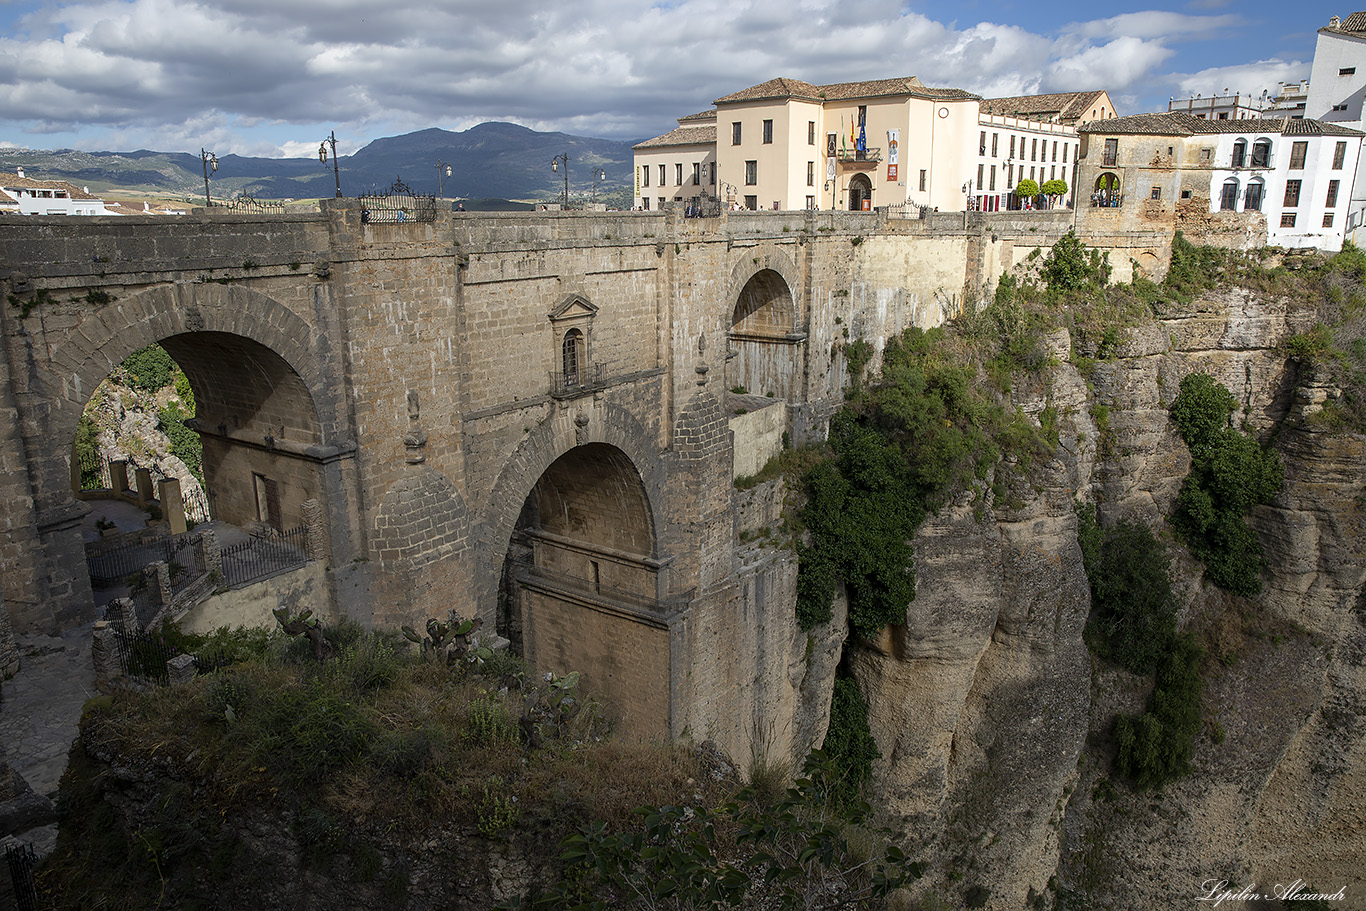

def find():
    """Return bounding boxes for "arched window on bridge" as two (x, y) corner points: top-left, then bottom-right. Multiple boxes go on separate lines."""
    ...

(562, 328), (584, 388)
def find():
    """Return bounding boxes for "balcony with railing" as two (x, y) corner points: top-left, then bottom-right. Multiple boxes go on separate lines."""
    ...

(550, 362), (606, 399)
(835, 147), (882, 164)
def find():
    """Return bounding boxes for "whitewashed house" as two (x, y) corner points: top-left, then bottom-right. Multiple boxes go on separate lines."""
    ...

(0, 168), (112, 216)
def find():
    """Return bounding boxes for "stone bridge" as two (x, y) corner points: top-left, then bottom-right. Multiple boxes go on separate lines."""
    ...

(0, 202), (1081, 756)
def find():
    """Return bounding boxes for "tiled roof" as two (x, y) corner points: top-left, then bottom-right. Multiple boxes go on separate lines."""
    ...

(817, 76), (979, 102)
(633, 125), (717, 150)
(1079, 111), (1364, 137)
(714, 77), (824, 104)
(677, 110), (716, 124)
(980, 90), (1109, 123)
(1281, 118), (1365, 136)
(714, 75), (979, 106)
(1336, 11), (1366, 30)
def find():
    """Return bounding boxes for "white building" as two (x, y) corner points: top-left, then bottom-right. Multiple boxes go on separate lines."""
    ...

(1077, 111), (1363, 251)
(0, 168), (111, 215)
(1205, 120), (1363, 248)
(632, 111), (717, 211)
(1168, 92), (1270, 121)
(634, 79), (1115, 213)
(1303, 12), (1366, 235)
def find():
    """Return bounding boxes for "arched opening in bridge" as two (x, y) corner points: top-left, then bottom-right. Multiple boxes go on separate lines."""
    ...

(848, 174), (872, 211)
(500, 443), (669, 739)
(726, 269), (803, 402)
(75, 331), (324, 617)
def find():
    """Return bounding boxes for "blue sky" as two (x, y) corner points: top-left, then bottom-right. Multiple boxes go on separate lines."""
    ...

(0, 0), (1347, 157)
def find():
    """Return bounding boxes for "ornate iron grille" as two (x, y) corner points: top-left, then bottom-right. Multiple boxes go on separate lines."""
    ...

(360, 178), (439, 224)
(219, 193), (287, 214)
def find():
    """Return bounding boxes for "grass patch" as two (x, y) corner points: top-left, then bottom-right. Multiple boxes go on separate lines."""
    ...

(41, 624), (734, 910)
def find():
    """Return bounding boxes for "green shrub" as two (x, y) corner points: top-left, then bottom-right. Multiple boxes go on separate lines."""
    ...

(256, 688), (377, 783)
(1286, 324), (1334, 362)
(1041, 232), (1111, 291)
(1169, 373), (1283, 595)
(1079, 510), (1176, 675)
(1113, 633), (1204, 788)
(820, 675), (879, 806)
(462, 692), (516, 747)
(511, 750), (919, 910)
(796, 325), (1048, 638)
(158, 401), (203, 482)
(120, 344), (178, 392)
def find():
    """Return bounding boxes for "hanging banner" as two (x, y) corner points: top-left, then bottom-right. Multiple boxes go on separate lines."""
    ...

(827, 157), (836, 181)
(887, 130), (900, 181)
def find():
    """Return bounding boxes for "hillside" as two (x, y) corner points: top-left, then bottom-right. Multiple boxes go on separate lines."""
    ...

(0, 122), (636, 205)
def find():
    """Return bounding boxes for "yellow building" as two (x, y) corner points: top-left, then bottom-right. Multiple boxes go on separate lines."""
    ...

(635, 78), (1117, 213)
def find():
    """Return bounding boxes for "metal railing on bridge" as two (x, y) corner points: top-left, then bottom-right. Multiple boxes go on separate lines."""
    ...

(360, 178), (439, 224)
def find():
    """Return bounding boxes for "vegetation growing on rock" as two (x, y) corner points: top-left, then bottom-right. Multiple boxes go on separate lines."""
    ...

(42, 620), (741, 910)
(1169, 373), (1284, 596)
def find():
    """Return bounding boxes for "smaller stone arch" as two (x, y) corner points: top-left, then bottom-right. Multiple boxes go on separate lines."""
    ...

(725, 254), (805, 401)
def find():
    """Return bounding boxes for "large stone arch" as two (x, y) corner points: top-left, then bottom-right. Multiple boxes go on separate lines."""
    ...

(39, 282), (345, 509)
(477, 400), (671, 739)
(724, 251), (806, 401)
(10, 281), (358, 630)
(475, 400), (666, 613)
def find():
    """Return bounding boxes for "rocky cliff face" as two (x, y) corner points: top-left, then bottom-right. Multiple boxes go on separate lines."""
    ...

(850, 287), (1365, 909)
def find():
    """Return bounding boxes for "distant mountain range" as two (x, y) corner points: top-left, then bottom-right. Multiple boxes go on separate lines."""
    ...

(0, 122), (640, 205)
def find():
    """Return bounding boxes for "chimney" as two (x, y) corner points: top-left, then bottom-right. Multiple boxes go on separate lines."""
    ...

(1331, 15), (1341, 27)
(16, 167), (23, 178)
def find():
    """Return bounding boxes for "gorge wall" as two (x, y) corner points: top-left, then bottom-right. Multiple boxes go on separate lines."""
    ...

(841, 282), (1366, 909)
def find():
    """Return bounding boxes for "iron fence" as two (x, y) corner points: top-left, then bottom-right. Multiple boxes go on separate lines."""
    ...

(107, 623), (234, 684)
(5, 840), (40, 911)
(86, 531), (197, 589)
(219, 525), (310, 588)
(76, 448), (113, 491)
(360, 178), (439, 224)
(216, 194), (287, 214)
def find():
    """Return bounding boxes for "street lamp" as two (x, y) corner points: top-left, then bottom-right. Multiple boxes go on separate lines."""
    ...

(590, 168), (606, 205)
(550, 153), (569, 208)
(719, 181), (739, 209)
(436, 159), (452, 198)
(200, 149), (218, 206)
(318, 131), (342, 198)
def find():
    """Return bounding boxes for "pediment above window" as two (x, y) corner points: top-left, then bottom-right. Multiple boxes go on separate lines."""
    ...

(548, 294), (598, 323)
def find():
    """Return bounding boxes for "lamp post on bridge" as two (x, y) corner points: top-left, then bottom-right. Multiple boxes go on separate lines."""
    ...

(590, 168), (606, 206)
(200, 149), (218, 207)
(550, 153), (569, 208)
(436, 159), (452, 199)
(318, 131), (343, 198)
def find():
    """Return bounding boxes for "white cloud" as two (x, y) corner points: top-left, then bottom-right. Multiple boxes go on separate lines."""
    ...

(1169, 58), (1310, 103)
(0, 0), (1321, 153)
